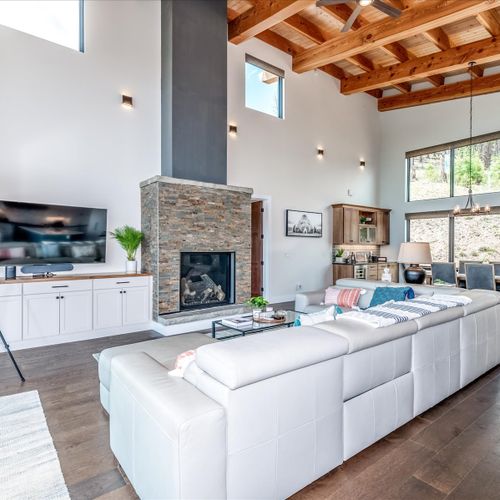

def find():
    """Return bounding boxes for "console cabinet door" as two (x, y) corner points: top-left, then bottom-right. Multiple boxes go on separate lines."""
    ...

(23, 293), (60, 339)
(94, 289), (123, 330)
(0, 296), (22, 343)
(122, 286), (150, 326)
(60, 290), (93, 335)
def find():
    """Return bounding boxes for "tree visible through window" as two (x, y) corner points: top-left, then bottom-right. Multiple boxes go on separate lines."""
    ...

(407, 134), (500, 201)
(409, 217), (449, 262)
(245, 55), (284, 119)
(0, 0), (83, 52)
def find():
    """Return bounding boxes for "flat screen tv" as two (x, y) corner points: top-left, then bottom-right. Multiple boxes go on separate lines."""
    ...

(0, 201), (107, 265)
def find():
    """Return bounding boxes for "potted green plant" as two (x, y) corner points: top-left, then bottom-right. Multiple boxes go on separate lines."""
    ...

(335, 248), (345, 263)
(110, 225), (144, 273)
(246, 295), (270, 319)
(360, 215), (367, 224)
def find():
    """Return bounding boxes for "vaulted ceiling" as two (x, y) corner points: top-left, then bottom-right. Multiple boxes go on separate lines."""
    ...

(227, 0), (500, 111)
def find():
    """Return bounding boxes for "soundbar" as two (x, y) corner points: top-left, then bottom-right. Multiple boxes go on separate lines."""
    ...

(21, 263), (74, 278)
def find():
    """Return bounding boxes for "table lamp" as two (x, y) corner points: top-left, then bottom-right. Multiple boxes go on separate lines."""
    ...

(398, 242), (432, 284)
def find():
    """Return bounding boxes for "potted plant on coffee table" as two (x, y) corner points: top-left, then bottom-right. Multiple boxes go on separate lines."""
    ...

(246, 295), (269, 320)
(111, 225), (144, 273)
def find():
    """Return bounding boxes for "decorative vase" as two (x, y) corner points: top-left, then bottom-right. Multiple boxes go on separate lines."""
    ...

(335, 257), (345, 263)
(126, 260), (138, 273)
(252, 309), (261, 320)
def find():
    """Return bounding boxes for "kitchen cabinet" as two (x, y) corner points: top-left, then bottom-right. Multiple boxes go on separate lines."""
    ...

(332, 204), (391, 246)
(333, 264), (354, 283)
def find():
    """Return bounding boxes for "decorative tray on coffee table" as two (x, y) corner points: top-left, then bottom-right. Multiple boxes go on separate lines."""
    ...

(253, 316), (286, 324)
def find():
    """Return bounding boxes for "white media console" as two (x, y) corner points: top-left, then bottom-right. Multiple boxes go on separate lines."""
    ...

(0, 273), (152, 351)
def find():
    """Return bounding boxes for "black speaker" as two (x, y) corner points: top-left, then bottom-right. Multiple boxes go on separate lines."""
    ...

(20, 263), (74, 276)
(4, 265), (16, 280)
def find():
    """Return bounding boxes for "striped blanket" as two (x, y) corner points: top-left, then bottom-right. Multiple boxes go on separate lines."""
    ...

(337, 294), (472, 328)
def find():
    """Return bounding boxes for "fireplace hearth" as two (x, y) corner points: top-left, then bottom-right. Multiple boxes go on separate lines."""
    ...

(180, 252), (235, 311)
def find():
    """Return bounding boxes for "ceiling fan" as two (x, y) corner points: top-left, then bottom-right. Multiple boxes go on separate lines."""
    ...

(317, 0), (401, 32)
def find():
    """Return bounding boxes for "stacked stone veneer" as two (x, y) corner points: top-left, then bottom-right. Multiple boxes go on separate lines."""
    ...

(141, 176), (253, 318)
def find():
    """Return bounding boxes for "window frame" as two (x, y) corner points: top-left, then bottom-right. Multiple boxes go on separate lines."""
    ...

(406, 130), (500, 202)
(244, 54), (285, 120)
(405, 207), (500, 262)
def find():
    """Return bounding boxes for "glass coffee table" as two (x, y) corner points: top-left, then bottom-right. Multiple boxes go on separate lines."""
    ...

(211, 310), (299, 340)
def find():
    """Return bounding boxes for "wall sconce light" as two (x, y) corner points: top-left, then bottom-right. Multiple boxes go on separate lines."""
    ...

(359, 160), (366, 170)
(228, 124), (238, 137)
(317, 147), (324, 159)
(121, 94), (133, 109)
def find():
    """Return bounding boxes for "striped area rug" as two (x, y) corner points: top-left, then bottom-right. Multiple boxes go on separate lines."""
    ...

(0, 390), (69, 499)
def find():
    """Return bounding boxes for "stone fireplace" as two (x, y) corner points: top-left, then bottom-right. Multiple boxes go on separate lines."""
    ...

(140, 176), (252, 319)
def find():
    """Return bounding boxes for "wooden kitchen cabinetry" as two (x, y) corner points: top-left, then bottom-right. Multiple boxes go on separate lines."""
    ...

(332, 204), (391, 246)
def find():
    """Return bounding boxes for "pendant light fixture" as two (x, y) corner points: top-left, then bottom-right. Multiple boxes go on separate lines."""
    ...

(453, 62), (491, 216)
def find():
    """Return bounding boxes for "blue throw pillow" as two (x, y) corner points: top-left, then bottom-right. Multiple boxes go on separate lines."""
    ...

(369, 287), (414, 308)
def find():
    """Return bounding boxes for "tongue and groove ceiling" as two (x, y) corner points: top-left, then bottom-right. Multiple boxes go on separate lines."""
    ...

(227, 0), (500, 111)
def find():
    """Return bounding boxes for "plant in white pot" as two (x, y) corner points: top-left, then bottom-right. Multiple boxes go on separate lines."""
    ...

(110, 225), (144, 273)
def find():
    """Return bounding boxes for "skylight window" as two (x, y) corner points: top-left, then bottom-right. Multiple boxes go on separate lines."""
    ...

(245, 54), (284, 119)
(0, 0), (83, 52)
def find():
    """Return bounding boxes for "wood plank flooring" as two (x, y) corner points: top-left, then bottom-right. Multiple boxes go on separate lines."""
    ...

(1, 332), (500, 500)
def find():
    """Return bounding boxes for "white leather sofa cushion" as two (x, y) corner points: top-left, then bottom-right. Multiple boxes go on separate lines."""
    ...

(109, 352), (226, 500)
(460, 304), (500, 387)
(412, 318), (461, 416)
(99, 333), (214, 393)
(343, 372), (414, 460)
(461, 291), (499, 315)
(195, 327), (349, 390)
(186, 355), (344, 500)
(414, 307), (464, 329)
(343, 336), (411, 401)
(314, 319), (418, 353)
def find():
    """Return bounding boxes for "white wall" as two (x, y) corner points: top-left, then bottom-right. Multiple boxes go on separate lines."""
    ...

(227, 38), (381, 301)
(379, 93), (500, 260)
(0, 0), (161, 274)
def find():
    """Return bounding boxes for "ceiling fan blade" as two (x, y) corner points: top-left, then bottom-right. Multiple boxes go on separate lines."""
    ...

(372, 0), (401, 18)
(341, 4), (362, 32)
(316, 0), (347, 6)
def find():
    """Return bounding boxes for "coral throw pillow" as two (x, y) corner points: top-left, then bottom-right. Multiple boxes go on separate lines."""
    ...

(324, 287), (362, 308)
(168, 350), (196, 378)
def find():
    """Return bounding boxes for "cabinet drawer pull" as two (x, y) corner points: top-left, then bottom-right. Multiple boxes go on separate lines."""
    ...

(116, 281), (130, 284)
(52, 285), (69, 288)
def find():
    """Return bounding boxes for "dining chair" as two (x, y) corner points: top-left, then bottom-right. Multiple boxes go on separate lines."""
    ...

(431, 262), (457, 285)
(490, 261), (500, 277)
(465, 263), (496, 291)
(458, 260), (480, 274)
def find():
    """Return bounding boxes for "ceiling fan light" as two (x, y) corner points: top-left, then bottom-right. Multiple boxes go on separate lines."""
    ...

(359, 0), (373, 6)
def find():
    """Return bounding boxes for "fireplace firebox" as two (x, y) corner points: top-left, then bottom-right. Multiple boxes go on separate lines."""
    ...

(180, 252), (235, 310)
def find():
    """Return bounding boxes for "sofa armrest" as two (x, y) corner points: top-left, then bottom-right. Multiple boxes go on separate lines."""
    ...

(110, 352), (226, 500)
(295, 289), (325, 312)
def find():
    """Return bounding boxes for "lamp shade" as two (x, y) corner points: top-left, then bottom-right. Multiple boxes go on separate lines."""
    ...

(398, 242), (432, 265)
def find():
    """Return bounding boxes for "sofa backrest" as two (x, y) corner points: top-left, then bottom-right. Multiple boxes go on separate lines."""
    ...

(335, 278), (464, 309)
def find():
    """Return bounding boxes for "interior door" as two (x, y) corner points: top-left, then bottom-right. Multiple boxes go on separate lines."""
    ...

(23, 293), (60, 339)
(251, 201), (264, 297)
(60, 290), (93, 335)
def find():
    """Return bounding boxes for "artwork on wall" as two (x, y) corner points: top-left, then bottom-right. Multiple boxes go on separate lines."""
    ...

(286, 209), (323, 238)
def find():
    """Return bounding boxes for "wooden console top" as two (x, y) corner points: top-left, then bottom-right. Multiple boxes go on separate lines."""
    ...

(0, 271), (152, 285)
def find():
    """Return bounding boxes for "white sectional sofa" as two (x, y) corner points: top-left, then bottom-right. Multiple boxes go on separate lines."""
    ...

(99, 281), (500, 500)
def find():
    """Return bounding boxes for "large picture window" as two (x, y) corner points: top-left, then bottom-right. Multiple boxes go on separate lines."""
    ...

(407, 132), (500, 201)
(407, 211), (500, 264)
(0, 0), (83, 52)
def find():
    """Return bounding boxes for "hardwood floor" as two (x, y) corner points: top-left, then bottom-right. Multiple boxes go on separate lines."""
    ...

(1, 333), (500, 500)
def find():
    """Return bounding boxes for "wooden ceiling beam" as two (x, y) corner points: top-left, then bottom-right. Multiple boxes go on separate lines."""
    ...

(378, 71), (500, 111)
(477, 10), (500, 36)
(422, 27), (451, 50)
(293, 0), (500, 72)
(228, 0), (314, 44)
(341, 37), (500, 95)
(282, 13), (325, 44)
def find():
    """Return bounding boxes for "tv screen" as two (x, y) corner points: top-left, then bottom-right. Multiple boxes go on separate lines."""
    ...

(0, 201), (107, 265)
